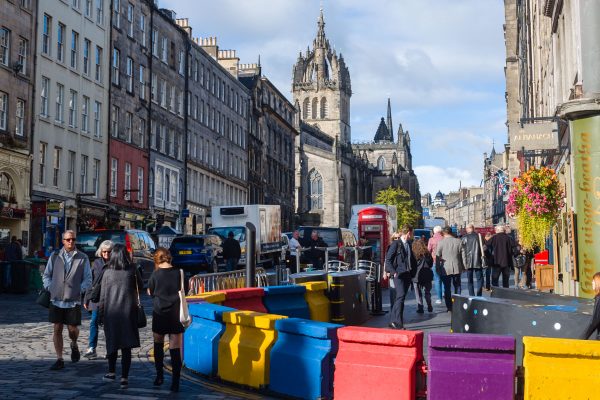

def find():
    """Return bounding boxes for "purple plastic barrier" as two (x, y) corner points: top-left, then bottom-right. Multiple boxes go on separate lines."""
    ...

(428, 333), (515, 400)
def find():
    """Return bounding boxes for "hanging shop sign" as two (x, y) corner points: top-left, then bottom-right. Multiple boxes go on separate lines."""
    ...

(0, 206), (26, 219)
(510, 122), (559, 151)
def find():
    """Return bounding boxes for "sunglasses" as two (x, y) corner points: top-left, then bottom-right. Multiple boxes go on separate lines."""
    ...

(63, 238), (76, 242)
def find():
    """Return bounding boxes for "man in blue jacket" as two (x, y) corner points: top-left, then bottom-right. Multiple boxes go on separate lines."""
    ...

(385, 225), (417, 329)
(43, 230), (92, 371)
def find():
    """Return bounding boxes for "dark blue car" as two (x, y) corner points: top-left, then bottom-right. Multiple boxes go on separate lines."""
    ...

(169, 235), (223, 277)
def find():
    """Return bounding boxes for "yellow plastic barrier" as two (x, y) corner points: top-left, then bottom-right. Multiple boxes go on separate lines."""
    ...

(299, 281), (330, 322)
(186, 292), (226, 304)
(523, 336), (600, 399)
(218, 311), (287, 388)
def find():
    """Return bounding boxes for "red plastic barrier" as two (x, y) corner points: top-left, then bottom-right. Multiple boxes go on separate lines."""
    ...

(334, 326), (423, 400)
(217, 287), (267, 313)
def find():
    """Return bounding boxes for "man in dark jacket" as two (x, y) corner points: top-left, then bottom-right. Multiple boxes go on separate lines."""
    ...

(487, 225), (515, 288)
(302, 230), (328, 270)
(385, 225), (416, 329)
(6, 236), (23, 261)
(42, 230), (92, 371)
(461, 224), (484, 296)
(222, 231), (241, 272)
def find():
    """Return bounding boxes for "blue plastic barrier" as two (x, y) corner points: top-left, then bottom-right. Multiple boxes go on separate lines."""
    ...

(183, 303), (236, 376)
(270, 318), (342, 400)
(263, 285), (310, 319)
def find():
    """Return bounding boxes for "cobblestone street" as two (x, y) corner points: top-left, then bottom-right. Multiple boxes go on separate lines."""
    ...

(0, 292), (269, 400)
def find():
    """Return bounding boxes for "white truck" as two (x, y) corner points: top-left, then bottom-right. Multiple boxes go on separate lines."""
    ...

(208, 204), (282, 268)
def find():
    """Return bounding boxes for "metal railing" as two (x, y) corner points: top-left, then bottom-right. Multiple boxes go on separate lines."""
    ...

(187, 267), (268, 295)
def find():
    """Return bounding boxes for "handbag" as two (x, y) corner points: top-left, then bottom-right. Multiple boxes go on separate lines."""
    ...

(36, 289), (51, 308)
(179, 269), (192, 329)
(134, 272), (147, 329)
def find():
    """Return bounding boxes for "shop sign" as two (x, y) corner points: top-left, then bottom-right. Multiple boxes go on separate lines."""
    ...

(0, 207), (26, 219)
(47, 201), (63, 215)
(510, 122), (559, 151)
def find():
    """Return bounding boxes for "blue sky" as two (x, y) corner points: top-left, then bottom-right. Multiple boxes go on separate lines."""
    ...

(161, 0), (507, 195)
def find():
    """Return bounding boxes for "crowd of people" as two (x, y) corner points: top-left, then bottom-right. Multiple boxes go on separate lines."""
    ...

(42, 230), (185, 392)
(384, 223), (535, 329)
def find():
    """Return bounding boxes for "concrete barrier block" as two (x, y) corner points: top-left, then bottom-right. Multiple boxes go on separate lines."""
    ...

(218, 287), (267, 313)
(299, 281), (330, 322)
(263, 285), (310, 319)
(186, 291), (226, 304)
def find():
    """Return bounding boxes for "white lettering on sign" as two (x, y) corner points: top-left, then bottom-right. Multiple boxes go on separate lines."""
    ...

(362, 215), (383, 219)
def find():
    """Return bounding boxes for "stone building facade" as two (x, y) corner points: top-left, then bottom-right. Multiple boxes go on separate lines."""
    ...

(31, 0), (110, 254)
(240, 69), (297, 232)
(176, 26), (249, 234)
(0, 0), (36, 254)
(292, 11), (372, 227)
(106, 0), (152, 230)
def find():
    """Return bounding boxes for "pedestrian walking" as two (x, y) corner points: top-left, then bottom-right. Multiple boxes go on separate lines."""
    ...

(487, 225), (514, 288)
(303, 230), (328, 270)
(385, 232), (400, 311)
(514, 247), (527, 289)
(385, 225), (417, 329)
(483, 232), (494, 290)
(6, 235), (23, 261)
(97, 244), (143, 389)
(461, 224), (484, 296)
(42, 230), (92, 371)
(581, 272), (600, 340)
(148, 248), (184, 392)
(222, 231), (241, 272)
(436, 227), (464, 312)
(427, 226), (444, 304)
(412, 238), (434, 313)
(82, 240), (113, 359)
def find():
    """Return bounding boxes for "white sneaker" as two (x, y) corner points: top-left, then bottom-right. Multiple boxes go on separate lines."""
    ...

(435, 300), (442, 304)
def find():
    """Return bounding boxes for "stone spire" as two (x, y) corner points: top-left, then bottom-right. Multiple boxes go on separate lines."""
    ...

(374, 117), (392, 143)
(386, 98), (394, 142)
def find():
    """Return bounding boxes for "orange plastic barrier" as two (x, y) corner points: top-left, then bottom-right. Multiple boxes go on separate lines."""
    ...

(334, 326), (423, 400)
(217, 287), (267, 313)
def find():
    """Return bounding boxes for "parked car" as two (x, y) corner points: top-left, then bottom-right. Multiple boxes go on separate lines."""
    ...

(169, 234), (223, 277)
(296, 226), (365, 267)
(75, 229), (156, 284)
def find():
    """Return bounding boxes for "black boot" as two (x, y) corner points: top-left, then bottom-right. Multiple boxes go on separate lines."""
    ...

(170, 348), (182, 392)
(153, 342), (164, 386)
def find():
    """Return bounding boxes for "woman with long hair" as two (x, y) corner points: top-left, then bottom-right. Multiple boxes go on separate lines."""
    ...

(83, 240), (113, 359)
(412, 238), (434, 313)
(98, 244), (143, 389)
(148, 247), (184, 392)
(581, 272), (600, 340)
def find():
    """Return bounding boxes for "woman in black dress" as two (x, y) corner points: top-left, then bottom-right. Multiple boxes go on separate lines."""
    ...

(148, 247), (184, 392)
(98, 244), (143, 389)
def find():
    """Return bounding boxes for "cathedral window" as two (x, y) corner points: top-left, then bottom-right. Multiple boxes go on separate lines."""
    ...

(320, 97), (328, 118)
(303, 98), (310, 119)
(377, 156), (386, 171)
(308, 169), (323, 210)
(312, 98), (318, 119)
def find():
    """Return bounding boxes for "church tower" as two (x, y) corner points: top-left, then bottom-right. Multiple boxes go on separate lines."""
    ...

(292, 9), (352, 144)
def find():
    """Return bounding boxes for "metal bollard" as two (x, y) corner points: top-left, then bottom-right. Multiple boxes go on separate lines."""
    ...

(370, 261), (385, 315)
(245, 222), (256, 288)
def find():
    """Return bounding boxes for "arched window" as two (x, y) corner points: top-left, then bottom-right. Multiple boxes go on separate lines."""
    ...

(320, 97), (327, 118)
(0, 172), (16, 203)
(311, 98), (318, 119)
(377, 156), (386, 171)
(308, 169), (323, 210)
(302, 98), (310, 119)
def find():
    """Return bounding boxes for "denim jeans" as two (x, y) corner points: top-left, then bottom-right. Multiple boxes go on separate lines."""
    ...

(88, 309), (99, 349)
(432, 263), (443, 301)
(467, 268), (484, 296)
(226, 258), (239, 272)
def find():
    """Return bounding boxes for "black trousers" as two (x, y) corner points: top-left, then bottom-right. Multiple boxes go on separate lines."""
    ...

(441, 273), (461, 311)
(467, 268), (483, 296)
(390, 274), (412, 326)
(492, 266), (510, 288)
(484, 267), (492, 290)
(108, 347), (132, 378)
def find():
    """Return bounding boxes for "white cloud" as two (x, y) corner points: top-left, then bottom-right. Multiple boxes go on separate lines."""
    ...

(415, 165), (481, 195)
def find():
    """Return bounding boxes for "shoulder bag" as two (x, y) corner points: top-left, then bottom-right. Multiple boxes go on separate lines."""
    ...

(134, 271), (147, 329)
(179, 269), (192, 329)
(478, 233), (488, 268)
(36, 289), (51, 308)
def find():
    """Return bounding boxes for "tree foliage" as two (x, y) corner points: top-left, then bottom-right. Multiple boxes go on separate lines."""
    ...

(375, 186), (421, 228)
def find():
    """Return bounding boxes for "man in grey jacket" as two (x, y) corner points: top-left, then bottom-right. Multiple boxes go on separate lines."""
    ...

(436, 227), (464, 312)
(461, 224), (484, 296)
(43, 230), (92, 371)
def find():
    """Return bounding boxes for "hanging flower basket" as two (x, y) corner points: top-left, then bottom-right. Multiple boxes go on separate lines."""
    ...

(506, 166), (565, 250)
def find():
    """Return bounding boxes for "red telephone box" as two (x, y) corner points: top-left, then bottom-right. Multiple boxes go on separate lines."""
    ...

(357, 207), (393, 268)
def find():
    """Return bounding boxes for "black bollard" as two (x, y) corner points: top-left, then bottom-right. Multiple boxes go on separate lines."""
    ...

(370, 261), (386, 315)
(245, 222), (256, 288)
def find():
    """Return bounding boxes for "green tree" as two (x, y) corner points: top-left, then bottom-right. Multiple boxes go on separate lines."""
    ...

(375, 186), (421, 228)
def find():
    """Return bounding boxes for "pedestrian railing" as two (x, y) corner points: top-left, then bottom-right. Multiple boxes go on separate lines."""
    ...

(187, 267), (268, 295)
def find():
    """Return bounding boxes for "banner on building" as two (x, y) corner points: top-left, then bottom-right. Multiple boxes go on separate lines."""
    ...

(510, 121), (559, 150)
(571, 115), (600, 298)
